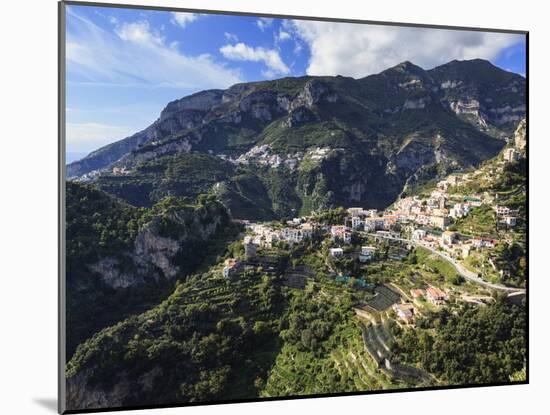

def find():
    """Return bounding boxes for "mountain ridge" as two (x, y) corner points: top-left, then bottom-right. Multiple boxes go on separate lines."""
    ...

(68, 59), (524, 177)
(67, 59), (525, 220)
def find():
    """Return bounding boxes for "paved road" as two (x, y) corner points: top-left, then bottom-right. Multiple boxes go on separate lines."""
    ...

(361, 232), (525, 293)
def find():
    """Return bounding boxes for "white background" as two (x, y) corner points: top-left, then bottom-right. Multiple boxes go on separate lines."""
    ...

(0, 0), (546, 414)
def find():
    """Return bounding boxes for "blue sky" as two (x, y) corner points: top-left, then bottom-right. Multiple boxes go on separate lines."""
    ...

(65, 4), (526, 156)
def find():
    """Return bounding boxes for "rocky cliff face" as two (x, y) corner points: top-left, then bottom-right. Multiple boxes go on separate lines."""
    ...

(66, 367), (164, 411)
(87, 197), (229, 289)
(65, 182), (232, 358)
(514, 118), (527, 151)
(66, 369), (127, 410)
(66, 90), (225, 178)
(429, 59), (526, 134)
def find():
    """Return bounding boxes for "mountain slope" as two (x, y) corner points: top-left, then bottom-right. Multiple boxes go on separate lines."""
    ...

(67, 59), (525, 218)
(66, 182), (236, 357)
(66, 267), (287, 411)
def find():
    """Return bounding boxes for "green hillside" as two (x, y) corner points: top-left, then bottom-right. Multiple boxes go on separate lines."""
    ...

(66, 182), (236, 358)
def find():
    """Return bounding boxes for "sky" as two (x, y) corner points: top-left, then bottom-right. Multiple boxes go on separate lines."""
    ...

(65, 4), (527, 156)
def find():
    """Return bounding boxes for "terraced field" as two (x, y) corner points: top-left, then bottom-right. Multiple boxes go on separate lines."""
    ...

(168, 251), (436, 398)
(358, 317), (434, 388)
(261, 319), (399, 397)
(366, 285), (402, 311)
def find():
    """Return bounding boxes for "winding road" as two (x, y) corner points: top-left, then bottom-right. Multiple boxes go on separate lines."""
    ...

(361, 232), (525, 294)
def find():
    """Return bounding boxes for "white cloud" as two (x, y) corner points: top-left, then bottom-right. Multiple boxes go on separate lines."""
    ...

(220, 42), (290, 76)
(66, 9), (242, 89)
(278, 30), (291, 42)
(115, 21), (164, 46)
(170, 12), (198, 28)
(224, 32), (239, 42)
(291, 20), (524, 78)
(256, 18), (274, 31)
(66, 122), (136, 153)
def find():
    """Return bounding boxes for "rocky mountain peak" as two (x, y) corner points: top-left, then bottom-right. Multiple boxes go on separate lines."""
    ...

(160, 89), (224, 121)
(392, 60), (424, 73)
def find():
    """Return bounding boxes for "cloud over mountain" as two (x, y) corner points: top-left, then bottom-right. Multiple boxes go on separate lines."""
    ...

(290, 20), (523, 77)
(220, 42), (290, 76)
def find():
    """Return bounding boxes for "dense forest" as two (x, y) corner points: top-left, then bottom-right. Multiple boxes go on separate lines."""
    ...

(67, 269), (288, 406)
(392, 297), (526, 384)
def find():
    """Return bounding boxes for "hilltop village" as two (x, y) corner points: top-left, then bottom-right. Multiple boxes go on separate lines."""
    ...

(222, 136), (526, 330)
(200, 139), (526, 390)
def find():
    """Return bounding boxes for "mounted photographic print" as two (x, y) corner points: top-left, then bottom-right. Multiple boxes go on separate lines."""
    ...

(59, 1), (528, 413)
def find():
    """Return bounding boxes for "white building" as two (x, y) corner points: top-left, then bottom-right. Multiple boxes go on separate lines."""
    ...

(331, 225), (351, 243)
(450, 203), (469, 218)
(504, 147), (520, 162)
(393, 303), (415, 324)
(363, 219), (376, 232)
(223, 258), (242, 278)
(412, 229), (427, 240)
(465, 198), (482, 207)
(441, 231), (457, 246)
(495, 205), (511, 217)
(472, 238), (495, 249)
(351, 216), (363, 230)
(504, 216), (517, 226)
(361, 246), (376, 257)
(365, 209), (378, 218)
(281, 227), (312, 244)
(264, 232), (278, 248)
(329, 248), (344, 257)
(416, 214), (431, 226)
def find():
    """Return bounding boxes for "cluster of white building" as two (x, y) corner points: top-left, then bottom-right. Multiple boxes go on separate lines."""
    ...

(346, 208), (401, 233)
(244, 220), (318, 249)
(389, 193), (457, 230)
(393, 286), (450, 324)
(411, 227), (497, 260)
(111, 166), (130, 175)
(232, 162), (520, 280)
(449, 202), (470, 219)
